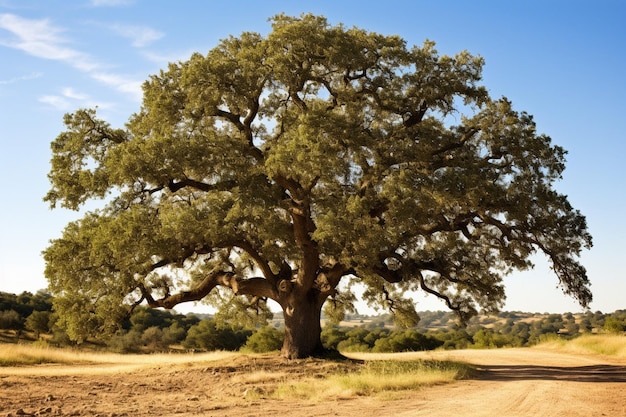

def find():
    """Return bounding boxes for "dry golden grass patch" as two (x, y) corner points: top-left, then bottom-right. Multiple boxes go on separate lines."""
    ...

(0, 343), (237, 370)
(537, 334), (626, 358)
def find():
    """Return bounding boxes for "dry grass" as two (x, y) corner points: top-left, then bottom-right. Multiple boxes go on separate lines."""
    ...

(272, 359), (472, 400)
(537, 334), (626, 358)
(0, 343), (236, 368)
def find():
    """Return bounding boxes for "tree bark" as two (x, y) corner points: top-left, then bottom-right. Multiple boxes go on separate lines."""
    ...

(280, 290), (325, 359)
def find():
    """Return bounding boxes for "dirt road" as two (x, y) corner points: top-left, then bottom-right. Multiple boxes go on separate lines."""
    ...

(379, 349), (626, 417)
(1, 348), (624, 417)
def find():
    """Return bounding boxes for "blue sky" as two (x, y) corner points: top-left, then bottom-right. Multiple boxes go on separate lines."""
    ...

(0, 0), (624, 314)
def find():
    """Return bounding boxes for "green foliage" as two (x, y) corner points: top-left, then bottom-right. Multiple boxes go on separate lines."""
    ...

(434, 329), (473, 350)
(243, 326), (284, 352)
(163, 321), (187, 344)
(140, 326), (173, 352)
(183, 320), (251, 351)
(321, 310), (626, 352)
(0, 310), (23, 330)
(329, 326), (442, 353)
(211, 295), (273, 330)
(372, 331), (443, 352)
(472, 328), (514, 348)
(588, 311), (606, 328)
(25, 311), (52, 337)
(52, 294), (129, 343)
(0, 291), (53, 319)
(322, 291), (357, 325)
(130, 308), (164, 332)
(321, 327), (349, 350)
(128, 307), (185, 332)
(107, 330), (142, 353)
(337, 327), (379, 352)
(603, 316), (625, 334)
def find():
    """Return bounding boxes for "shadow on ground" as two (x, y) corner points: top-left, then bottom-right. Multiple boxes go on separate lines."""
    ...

(476, 364), (626, 383)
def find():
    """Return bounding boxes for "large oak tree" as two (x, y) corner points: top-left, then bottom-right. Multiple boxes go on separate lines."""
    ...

(44, 14), (592, 359)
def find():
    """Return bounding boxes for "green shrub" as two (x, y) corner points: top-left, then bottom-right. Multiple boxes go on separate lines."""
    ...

(603, 317), (625, 334)
(183, 320), (251, 351)
(336, 340), (371, 352)
(321, 327), (347, 350)
(0, 310), (23, 330)
(243, 326), (283, 352)
(163, 321), (187, 344)
(25, 310), (51, 337)
(141, 326), (171, 352)
(372, 330), (443, 352)
(107, 330), (142, 353)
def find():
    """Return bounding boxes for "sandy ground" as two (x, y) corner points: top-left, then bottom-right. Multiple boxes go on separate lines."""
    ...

(1, 348), (625, 417)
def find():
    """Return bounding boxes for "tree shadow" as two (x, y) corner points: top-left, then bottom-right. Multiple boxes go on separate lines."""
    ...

(476, 364), (626, 383)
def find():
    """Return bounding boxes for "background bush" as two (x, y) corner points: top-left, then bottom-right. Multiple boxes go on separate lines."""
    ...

(243, 327), (284, 352)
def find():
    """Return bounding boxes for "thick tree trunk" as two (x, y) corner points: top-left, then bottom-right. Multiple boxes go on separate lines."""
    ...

(280, 290), (325, 359)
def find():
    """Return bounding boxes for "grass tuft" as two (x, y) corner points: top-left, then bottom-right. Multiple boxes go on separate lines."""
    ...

(272, 359), (472, 400)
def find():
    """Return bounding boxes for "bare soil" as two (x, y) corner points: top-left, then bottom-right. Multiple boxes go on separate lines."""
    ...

(1, 348), (625, 417)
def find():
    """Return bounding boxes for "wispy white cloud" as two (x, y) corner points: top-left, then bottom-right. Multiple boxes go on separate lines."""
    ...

(91, 72), (143, 101)
(61, 87), (88, 100)
(38, 94), (71, 110)
(0, 71), (42, 85)
(39, 87), (114, 110)
(109, 23), (163, 47)
(0, 13), (99, 71)
(0, 13), (143, 100)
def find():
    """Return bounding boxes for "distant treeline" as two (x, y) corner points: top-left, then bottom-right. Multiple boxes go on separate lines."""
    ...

(1, 291), (624, 353)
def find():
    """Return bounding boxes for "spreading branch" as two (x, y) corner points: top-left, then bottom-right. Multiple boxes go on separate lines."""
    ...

(142, 271), (276, 310)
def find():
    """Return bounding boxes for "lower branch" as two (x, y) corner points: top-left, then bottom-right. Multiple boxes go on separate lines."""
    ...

(142, 271), (234, 309)
(416, 271), (475, 323)
(141, 271), (278, 310)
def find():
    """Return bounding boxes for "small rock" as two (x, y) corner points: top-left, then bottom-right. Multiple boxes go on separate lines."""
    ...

(45, 394), (55, 402)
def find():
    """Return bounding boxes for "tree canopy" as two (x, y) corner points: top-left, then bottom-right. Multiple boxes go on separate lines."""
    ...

(43, 14), (592, 358)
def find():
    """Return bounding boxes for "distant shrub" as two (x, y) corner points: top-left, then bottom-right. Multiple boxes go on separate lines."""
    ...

(141, 326), (172, 352)
(321, 327), (348, 350)
(163, 321), (187, 344)
(243, 327), (283, 352)
(604, 317), (626, 334)
(472, 328), (516, 348)
(0, 310), (23, 330)
(183, 320), (251, 351)
(372, 330), (443, 352)
(25, 310), (52, 337)
(107, 330), (142, 353)
(336, 340), (371, 352)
